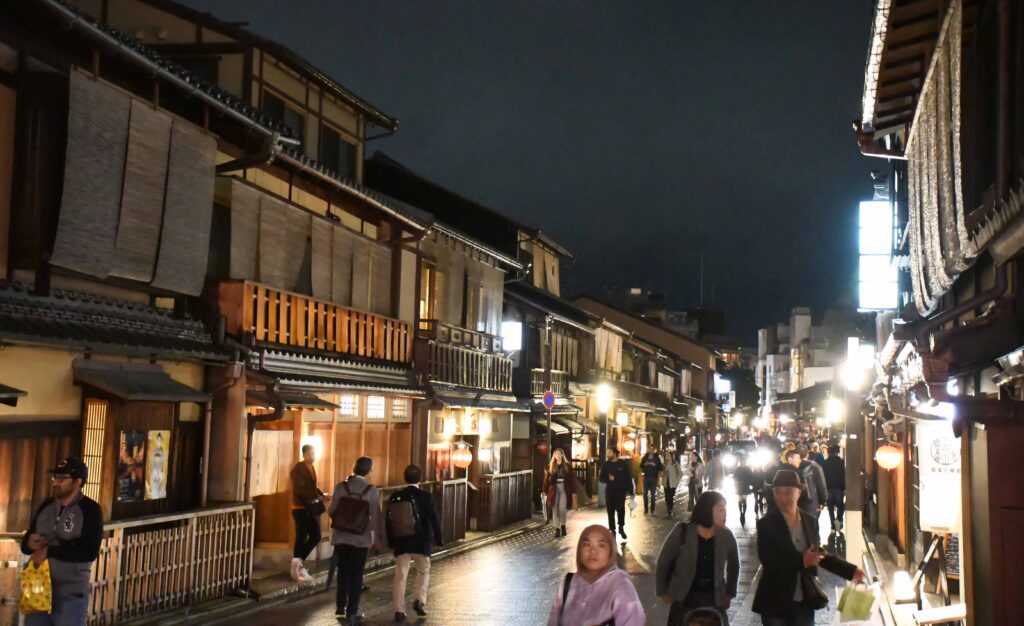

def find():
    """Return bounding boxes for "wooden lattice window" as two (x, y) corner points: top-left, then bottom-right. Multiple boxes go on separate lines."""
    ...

(82, 398), (107, 502)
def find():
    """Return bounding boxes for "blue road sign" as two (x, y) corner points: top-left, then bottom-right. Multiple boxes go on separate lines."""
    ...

(542, 391), (556, 410)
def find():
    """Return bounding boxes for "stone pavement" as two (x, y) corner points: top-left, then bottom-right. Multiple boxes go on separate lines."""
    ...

(216, 484), (853, 626)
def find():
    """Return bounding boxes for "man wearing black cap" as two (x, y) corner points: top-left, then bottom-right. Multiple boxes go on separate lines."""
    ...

(21, 457), (103, 625)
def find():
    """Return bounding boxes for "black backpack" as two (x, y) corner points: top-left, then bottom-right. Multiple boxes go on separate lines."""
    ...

(387, 490), (422, 542)
(330, 480), (372, 534)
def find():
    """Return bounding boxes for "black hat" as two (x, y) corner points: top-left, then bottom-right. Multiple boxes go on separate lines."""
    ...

(48, 457), (88, 482)
(769, 469), (803, 490)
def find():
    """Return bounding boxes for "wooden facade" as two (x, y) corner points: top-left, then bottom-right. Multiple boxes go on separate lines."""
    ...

(857, 1), (1024, 623)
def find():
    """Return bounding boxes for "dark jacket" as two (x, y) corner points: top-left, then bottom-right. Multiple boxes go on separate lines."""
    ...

(640, 453), (664, 479)
(752, 508), (857, 616)
(389, 485), (443, 557)
(22, 493), (103, 597)
(599, 459), (635, 498)
(733, 465), (757, 495)
(798, 460), (827, 512)
(290, 461), (323, 508)
(542, 462), (577, 507)
(822, 456), (846, 491)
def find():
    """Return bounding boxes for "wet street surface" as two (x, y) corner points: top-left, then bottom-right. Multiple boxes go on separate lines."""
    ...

(219, 484), (849, 625)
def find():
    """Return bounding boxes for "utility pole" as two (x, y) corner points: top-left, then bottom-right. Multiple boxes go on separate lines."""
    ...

(544, 316), (553, 458)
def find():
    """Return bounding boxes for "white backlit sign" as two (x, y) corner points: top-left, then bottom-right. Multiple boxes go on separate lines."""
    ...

(858, 200), (897, 311)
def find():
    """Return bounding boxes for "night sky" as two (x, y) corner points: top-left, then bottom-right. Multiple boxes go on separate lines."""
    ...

(182, 1), (877, 343)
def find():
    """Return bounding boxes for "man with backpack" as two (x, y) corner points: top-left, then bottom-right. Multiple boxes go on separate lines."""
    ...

(388, 464), (443, 623)
(328, 456), (384, 625)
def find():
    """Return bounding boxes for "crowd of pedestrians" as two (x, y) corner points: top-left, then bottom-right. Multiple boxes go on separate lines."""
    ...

(19, 435), (852, 626)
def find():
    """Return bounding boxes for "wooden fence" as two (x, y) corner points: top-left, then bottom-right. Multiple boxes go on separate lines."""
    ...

(1, 504), (254, 625)
(476, 470), (533, 532)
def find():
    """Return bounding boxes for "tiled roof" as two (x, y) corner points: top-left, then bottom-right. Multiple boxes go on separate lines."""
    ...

(39, 0), (297, 140)
(0, 281), (226, 361)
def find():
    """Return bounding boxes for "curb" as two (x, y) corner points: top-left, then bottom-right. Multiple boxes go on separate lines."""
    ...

(125, 517), (550, 625)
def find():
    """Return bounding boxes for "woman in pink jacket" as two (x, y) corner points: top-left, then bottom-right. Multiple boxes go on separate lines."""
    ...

(548, 524), (646, 626)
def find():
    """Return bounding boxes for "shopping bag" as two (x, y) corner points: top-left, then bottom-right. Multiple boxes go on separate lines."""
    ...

(837, 583), (876, 622)
(19, 558), (52, 614)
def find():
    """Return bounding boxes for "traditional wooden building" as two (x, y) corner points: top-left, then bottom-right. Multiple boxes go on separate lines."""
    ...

(573, 295), (717, 449)
(0, 0), (441, 621)
(856, 0), (1024, 622)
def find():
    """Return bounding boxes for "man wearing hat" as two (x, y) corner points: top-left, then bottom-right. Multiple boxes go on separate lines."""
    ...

(752, 469), (866, 625)
(21, 457), (103, 625)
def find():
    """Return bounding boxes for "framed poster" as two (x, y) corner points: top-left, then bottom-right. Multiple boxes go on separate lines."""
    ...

(117, 431), (146, 503)
(145, 430), (170, 500)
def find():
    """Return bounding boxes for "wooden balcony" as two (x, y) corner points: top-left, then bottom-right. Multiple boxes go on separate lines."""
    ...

(415, 320), (512, 392)
(219, 280), (412, 363)
(530, 368), (569, 396)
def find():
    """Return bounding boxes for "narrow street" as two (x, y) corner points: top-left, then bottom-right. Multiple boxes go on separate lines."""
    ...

(220, 486), (849, 625)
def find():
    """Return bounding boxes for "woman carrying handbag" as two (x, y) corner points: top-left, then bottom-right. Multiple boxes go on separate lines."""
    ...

(752, 469), (866, 626)
(655, 491), (739, 625)
(542, 448), (577, 538)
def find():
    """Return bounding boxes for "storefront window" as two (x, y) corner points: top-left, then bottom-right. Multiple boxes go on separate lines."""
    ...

(366, 395), (386, 419)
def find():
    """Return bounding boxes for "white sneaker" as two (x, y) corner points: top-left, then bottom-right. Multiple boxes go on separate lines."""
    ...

(296, 564), (314, 583)
(289, 557), (302, 581)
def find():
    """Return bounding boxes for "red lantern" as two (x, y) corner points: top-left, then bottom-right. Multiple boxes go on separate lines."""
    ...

(536, 440), (550, 455)
(452, 445), (473, 469)
(875, 445), (902, 470)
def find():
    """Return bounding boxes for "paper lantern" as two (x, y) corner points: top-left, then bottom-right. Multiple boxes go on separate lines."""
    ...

(623, 439), (636, 453)
(875, 445), (902, 470)
(452, 445), (473, 469)
(536, 440), (550, 455)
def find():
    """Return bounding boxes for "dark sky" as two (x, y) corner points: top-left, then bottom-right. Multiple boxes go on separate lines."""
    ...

(183, 1), (876, 344)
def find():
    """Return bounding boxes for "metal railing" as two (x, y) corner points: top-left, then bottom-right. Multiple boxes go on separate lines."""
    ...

(476, 470), (533, 532)
(531, 369), (569, 396)
(220, 280), (412, 363)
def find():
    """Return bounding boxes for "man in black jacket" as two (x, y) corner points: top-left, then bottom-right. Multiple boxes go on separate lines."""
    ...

(753, 469), (865, 624)
(640, 448), (664, 515)
(388, 465), (443, 623)
(821, 445), (846, 531)
(598, 448), (635, 540)
(21, 457), (103, 626)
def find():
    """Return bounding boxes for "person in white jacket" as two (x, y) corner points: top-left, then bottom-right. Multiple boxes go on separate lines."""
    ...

(662, 452), (684, 518)
(687, 452), (706, 512)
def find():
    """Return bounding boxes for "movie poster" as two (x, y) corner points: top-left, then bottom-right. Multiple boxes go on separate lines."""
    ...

(145, 430), (170, 500)
(117, 431), (146, 503)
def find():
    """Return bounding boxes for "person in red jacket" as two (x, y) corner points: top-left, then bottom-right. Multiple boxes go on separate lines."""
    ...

(542, 448), (577, 538)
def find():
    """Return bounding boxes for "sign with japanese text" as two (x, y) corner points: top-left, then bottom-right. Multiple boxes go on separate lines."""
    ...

(917, 421), (962, 533)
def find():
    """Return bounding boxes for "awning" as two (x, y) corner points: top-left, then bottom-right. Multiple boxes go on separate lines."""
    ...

(536, 418), (569, 434)
(431, 392), (528, 412)
(246, 389), (338, 409)
(646, 415), (669, 433)
(553, 414), (601, 434)
(0, 383), (27, 407)
(73, 359), (209, 403)
(529, 398), (582, 415)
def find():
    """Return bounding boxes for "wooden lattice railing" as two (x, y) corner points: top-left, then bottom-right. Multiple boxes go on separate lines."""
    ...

(219, 280), (412, 363)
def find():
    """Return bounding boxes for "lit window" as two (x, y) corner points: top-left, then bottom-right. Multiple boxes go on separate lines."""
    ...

(367, 395), (386, 419)
(339, 394), (358, 417)
(392, 399), (409, 420)
(501, 321), (522, 351)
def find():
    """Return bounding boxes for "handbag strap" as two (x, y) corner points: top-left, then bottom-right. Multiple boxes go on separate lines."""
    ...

(558, 572), (574, 625)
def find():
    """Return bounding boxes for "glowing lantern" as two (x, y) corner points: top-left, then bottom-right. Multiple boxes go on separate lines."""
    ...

(536, 439), (550, 455)
(623, 439), (636, 453)
(452, 445), (473, 469)
(875, 445), (902, 470)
